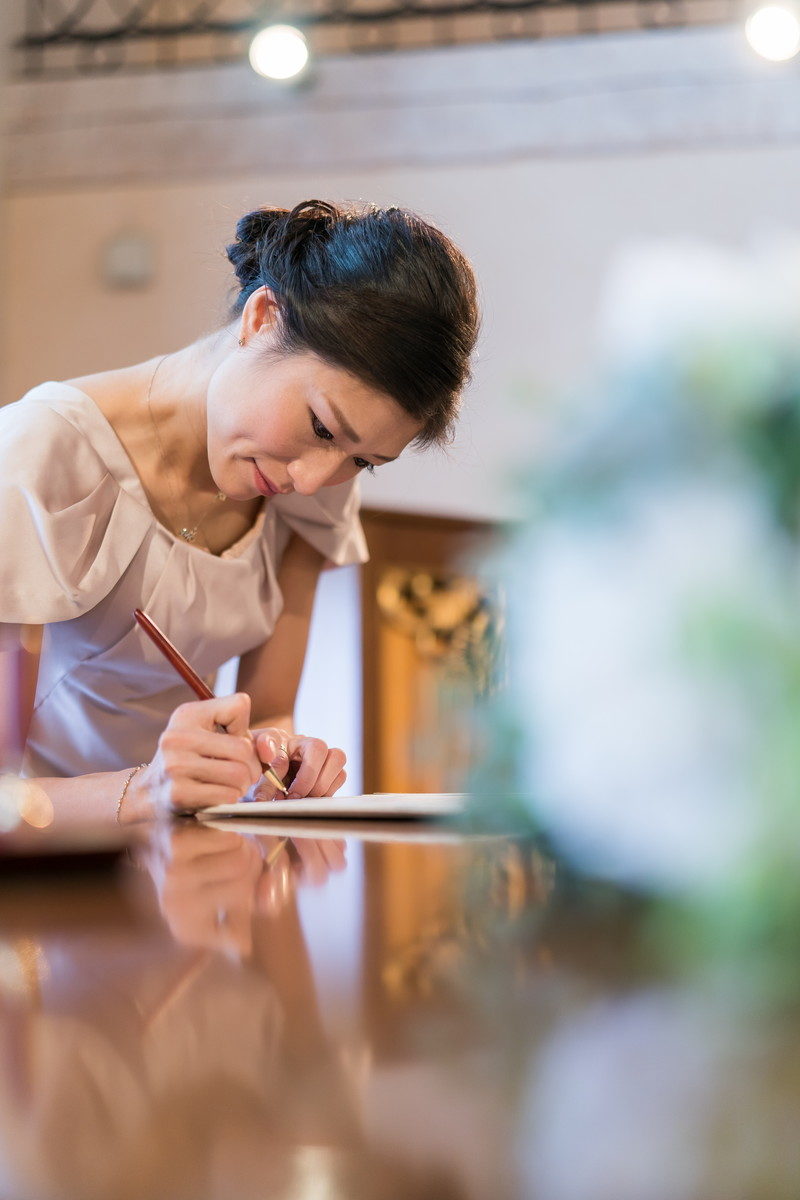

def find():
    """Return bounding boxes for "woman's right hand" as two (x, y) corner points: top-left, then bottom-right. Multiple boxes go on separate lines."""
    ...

(122, 693), (263, 821)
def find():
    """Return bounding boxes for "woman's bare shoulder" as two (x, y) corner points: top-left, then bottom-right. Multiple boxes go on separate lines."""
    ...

(64, 362), (151, 423)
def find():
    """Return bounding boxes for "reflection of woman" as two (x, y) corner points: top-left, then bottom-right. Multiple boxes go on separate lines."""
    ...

(0, 832), (359, 1200)
(148, 822), (347, 958)
(0, 200), (479, 821)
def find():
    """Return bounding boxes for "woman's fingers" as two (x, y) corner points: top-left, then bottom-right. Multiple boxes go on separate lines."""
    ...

(252, 727), (291, 776)
(146, 697), (264, 813)
(151, 760), (254, 811)
(158, 780), (251, 812)
(285, 738), (347, 799)
(324, 768), (347, 797)
(159, 744), (256, 793)
(249, 730), (348, 800)
(170, 692), (253, 736)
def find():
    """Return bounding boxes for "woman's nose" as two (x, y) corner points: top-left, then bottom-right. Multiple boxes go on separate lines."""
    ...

(288, 452), (351, 496)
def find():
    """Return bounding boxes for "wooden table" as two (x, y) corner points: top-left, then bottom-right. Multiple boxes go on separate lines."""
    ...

(0, 815), (797, 1200)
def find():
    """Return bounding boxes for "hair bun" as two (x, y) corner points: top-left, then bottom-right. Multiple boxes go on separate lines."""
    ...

(285, 199), (338, 234)
(226, 200), (342, 292)
(225, 206), (289, 288)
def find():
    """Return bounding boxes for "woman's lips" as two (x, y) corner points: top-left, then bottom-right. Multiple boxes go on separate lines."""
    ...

(252, 460), (278, 497)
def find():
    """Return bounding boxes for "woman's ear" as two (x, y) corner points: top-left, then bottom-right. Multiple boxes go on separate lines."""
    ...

(239, 286), (281, 346)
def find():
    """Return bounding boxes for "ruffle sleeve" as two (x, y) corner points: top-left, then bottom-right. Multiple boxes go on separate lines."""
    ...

(270, 478), (369, 567)
(0, 399), (153, 624)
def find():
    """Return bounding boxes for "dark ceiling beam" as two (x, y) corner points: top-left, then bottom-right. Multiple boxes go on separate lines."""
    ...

(12, 0), (734, 75)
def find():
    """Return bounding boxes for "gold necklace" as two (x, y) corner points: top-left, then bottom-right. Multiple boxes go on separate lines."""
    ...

(146, 355), (227, 544)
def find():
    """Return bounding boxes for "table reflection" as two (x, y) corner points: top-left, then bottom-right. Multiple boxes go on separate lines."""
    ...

(9, 816), (796, 1200)
(0, 821), (535, 1200)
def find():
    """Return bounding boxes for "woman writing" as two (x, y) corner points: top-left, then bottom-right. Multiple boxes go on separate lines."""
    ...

(0, 200), (479, 823)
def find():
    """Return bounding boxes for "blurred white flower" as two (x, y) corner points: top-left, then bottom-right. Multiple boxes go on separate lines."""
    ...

(509, 478), (777, 892)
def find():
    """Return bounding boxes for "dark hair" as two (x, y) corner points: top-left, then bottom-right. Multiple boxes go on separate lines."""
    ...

(225, 199), (479, 447)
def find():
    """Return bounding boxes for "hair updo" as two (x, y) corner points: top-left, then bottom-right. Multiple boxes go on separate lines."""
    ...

(225, 199), (479, 447)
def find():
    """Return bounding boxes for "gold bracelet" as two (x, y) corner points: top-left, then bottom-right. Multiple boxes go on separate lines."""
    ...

(116, 763), (148, 825)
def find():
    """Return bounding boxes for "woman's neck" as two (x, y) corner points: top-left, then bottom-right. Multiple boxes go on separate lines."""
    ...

(143, 327), (233, 494)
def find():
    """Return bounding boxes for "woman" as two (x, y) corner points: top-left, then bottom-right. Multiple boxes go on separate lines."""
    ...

(0, 199), (479, 822)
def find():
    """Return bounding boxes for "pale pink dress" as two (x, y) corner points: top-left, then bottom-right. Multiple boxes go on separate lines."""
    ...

(0, 383), (368, 777)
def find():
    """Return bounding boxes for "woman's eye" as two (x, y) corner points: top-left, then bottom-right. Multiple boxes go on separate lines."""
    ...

(311, 413), (334, 441)
(311, 412), (375, 473)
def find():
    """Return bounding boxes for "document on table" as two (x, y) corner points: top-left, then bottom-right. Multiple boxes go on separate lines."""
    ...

(199, 793), (467, 820)
(202, 817), (496, 844)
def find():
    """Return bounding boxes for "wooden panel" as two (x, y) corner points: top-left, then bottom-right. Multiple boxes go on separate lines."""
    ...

(359, 509), (496, 794)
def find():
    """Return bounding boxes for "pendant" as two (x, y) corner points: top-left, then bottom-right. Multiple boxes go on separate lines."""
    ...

(179, 527), (198, 542)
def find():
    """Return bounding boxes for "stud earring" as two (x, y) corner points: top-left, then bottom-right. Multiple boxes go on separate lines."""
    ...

(238, 337), (245, 347)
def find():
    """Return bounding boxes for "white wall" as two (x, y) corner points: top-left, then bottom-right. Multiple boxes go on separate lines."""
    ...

(295, 564), (363, 793)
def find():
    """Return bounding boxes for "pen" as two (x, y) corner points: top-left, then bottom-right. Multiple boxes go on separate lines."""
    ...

(133, 607), (288, 795)
(264, 837), (290, 868)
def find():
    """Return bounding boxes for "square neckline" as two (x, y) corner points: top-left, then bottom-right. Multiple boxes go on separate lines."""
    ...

(41, 381), (267, 561)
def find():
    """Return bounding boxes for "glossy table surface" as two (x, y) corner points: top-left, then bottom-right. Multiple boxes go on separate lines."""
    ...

(1, 813), (799, 1200)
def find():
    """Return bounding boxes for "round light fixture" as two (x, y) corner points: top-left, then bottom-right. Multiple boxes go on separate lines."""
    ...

(745, 3), (800, 60)
(248, 25), (309, 81)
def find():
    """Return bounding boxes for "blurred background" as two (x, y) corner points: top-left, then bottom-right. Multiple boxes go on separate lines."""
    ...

(3, 0), (800, 792)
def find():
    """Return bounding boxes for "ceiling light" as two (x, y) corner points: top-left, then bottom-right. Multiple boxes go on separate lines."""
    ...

(745, 4), (800, 60)
(248, 25), (309, 81)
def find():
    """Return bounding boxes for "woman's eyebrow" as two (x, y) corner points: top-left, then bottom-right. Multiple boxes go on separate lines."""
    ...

(328, 401), (397, 462)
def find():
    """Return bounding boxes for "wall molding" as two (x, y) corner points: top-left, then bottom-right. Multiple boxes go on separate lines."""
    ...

(5, 27), (800, 190)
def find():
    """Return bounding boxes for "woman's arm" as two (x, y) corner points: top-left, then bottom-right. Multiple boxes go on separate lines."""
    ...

(21, 767), (151, 827)
(237, 534), (347, 799)
(25, 692), (265, 825)
(236, 533), (326, 729)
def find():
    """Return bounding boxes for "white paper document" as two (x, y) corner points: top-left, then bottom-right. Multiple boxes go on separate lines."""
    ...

(199, 793), (467, 820)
